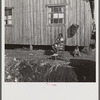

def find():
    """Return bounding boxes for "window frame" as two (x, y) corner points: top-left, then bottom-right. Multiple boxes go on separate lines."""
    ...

(5, 7), (14, 27)
(47, 5), (66, 26)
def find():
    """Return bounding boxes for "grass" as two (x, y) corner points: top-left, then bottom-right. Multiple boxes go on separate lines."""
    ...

(5, 48), (96, 82)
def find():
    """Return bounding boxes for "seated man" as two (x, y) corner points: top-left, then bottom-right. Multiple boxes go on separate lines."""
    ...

(52, 33), (64, 54)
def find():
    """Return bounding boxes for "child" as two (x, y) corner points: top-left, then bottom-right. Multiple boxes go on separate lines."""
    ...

(52, 43), (58, 54)
(59, 33), (64, 43)
(73, 45), (80, 57)
(52, 33), (64, 54)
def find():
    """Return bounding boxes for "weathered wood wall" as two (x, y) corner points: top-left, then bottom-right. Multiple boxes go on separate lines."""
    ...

(5, 0), (92, 46)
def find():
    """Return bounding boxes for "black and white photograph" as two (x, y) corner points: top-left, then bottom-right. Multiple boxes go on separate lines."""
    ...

(4, 0), (96, 82)
(2, 0), (99, 100)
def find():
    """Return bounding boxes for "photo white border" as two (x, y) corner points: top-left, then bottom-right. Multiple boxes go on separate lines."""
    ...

(1, 0), (99, 100)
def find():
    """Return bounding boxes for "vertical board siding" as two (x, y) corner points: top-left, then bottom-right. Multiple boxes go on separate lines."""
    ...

(5, 0), (92, 46)
(30, 0), (34, 44)
(84, 1), (89, 46)
(14, 0), (20, 44)
(76, 0), (81, 46)
(80, 0), (85, 46)
(65, 0), (68, 45)
(72, 0), (77, 45)
(67, 0), (73, 46)
(40, 0), (44, 45)
(34, 0), (37, 45)
(43, 0), (46, 45)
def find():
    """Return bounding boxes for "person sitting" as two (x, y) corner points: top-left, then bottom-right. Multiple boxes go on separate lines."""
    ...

(73, 45), (80, 57)
(52, 33), (64, 54)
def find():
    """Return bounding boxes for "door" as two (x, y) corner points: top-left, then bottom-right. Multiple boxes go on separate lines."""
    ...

(46, 5), (66, 45)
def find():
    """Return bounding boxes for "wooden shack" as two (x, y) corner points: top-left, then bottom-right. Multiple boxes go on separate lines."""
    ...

(5, 0), (93, 47)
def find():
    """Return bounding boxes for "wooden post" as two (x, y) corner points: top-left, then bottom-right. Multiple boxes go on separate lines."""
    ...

(30, 45), (33, 50)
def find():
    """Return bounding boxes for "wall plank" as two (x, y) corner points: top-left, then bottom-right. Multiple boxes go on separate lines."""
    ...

(43, 0), (47, 45)
(67, 0), (73, 46)
(84, 1), (89, 46)
(65, 0), (68, 45)
(72, 0), (77, 45)
(40, 0), (43, 45)
(31, 0), (34, 44)
(80, 0), (85, 46)
(34, 0), (37, 45)
(76, 0), (81, 46)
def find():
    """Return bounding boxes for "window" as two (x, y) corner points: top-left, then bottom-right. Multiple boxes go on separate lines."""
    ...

(5, 7), (13, 25)
(48, 6), (65, 25)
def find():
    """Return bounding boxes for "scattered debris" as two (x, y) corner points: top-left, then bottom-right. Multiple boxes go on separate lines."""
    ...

(5, 49), (95, 82)
(5, 57), (78, 82)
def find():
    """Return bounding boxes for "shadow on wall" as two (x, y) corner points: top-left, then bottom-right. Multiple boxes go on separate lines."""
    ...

(67, 24), (79, 38)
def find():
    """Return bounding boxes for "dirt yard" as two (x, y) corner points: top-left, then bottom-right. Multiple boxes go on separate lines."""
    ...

(5, 48), (96, 82)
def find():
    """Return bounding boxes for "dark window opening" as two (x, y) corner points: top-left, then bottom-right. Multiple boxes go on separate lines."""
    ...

(5, 7), (13, 25)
